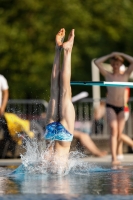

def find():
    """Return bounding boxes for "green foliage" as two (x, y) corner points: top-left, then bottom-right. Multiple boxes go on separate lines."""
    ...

(0, 0), (133, 99)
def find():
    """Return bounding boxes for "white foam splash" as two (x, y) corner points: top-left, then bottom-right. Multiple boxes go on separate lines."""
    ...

(18, 136), (96, 176)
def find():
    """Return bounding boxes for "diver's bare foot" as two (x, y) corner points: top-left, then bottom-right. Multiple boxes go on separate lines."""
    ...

(56, 28), (65, 50)
(112, 160), (121, 166)
(62, 29), (75, 51)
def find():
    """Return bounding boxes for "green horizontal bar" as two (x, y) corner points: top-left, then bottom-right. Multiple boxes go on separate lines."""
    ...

(70, 81), (133, 88)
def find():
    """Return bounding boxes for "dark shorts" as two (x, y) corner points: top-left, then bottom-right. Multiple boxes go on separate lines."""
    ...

(106, 103), (124, 115)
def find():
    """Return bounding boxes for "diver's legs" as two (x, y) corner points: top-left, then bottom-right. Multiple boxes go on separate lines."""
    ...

(59, 29), (75, 134)
(46, 29), (65, 125)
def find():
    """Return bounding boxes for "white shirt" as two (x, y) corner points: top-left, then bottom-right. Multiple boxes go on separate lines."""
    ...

(0, 75), (9, 106)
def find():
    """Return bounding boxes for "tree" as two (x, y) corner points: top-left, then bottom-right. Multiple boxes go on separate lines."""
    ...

(0, 0), (133, 99)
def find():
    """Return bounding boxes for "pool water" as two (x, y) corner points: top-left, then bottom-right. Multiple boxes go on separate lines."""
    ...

(0, 139), (133, 200)
(0, 164), (133, 199)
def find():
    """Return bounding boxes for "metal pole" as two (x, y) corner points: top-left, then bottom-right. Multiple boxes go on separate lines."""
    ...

(91, 59), (101, 108)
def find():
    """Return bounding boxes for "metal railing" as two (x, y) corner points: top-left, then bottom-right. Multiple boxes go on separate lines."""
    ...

(0, 99), (48, 158)
(5, 98), (133, 140)
(74, 98), (133, 139)
(6, 99), (48, 120)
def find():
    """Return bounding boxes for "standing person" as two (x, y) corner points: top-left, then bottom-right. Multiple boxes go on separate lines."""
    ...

(94, 52), (133, 165)
(0, 75), (9, 151)
(44, 28), (75, 170)
(117, 65), (131, 160)
(0, 75), (9, 116)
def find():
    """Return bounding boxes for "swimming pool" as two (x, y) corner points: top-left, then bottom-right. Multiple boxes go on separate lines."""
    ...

(0, 163), (133, 200)
(0, 139), (133, 200)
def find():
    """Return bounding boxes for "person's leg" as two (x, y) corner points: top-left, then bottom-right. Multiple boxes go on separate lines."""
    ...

(0, 117), (11, 158)
(121, 134), (133, 147)
(59, 29), (75, 134)
(117, 141), (123, 160)
(45, 28), (65, 125)
(74, 130), (107, 157)
(117, 110), (130, 159)
(106, 108), (120, 165)
(117, 111), (126, 159)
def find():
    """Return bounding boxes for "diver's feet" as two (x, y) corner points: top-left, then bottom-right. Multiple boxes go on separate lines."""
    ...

(62, 29), (75, 51)
(55, 28), (65, 50)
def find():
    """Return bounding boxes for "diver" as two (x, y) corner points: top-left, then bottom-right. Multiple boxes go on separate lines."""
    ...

(43, 28), (75, 172)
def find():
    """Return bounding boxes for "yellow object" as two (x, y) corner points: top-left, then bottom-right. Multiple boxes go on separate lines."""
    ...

(4, 112), (34, 145)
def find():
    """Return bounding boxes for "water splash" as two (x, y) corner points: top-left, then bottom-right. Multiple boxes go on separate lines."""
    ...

(10, 136), (114, 177)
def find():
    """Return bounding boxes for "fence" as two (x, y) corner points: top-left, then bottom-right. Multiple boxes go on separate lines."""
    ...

(0, 99), (48, 158)
(5, 98), (133, 140)
(74, 98), (133, 140)
(2, 98), (133, 157)
(6, 99), (48, 120)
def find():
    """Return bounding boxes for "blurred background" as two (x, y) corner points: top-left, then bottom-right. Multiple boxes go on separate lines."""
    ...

(1, 0), (133, 158)
(1, 0), (133, 99)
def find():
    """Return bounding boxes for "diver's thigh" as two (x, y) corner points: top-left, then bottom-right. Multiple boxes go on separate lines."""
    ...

(60, 100), (75, 133)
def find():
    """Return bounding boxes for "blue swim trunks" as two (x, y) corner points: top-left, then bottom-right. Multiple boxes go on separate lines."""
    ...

(44, 122), (73, 142)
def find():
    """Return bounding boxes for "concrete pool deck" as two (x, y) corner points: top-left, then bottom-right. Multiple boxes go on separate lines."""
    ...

(82, 153), (133, 165)
(0, 154), (132, 166)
